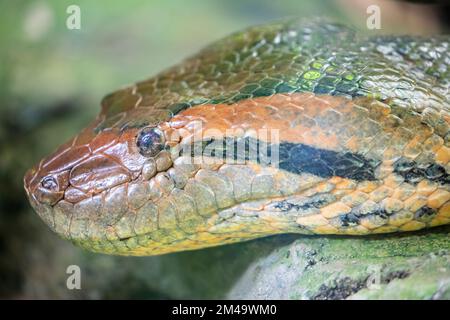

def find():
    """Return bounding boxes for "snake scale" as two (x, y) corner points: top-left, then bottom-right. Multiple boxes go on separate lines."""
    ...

(24, 19), (450, 256)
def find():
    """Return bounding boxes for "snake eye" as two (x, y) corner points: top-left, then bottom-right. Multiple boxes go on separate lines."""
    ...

(136, 127), (165, 157)
(41, 176), (58, 191)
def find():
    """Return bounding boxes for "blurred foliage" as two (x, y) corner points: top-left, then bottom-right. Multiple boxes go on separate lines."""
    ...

(0, 0), (447, 299)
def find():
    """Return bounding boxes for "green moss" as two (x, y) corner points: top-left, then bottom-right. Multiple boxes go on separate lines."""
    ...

(227, 227), (450, 299)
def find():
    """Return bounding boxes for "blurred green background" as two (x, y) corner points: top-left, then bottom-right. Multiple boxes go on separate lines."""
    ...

(0, 0), (447, 299)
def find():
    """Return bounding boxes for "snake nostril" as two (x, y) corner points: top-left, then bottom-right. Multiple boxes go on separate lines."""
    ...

(41, 176), (59, 191)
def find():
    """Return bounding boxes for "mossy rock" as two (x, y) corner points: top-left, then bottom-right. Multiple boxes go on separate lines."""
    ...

(227, 227), (450, 299)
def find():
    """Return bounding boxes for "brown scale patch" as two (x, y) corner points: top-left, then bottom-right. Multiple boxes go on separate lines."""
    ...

(435, 146), (450, 165)
(164, 93), (361, 151)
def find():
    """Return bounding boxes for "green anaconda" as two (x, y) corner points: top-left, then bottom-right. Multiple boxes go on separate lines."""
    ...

(24, 19), (450, 256)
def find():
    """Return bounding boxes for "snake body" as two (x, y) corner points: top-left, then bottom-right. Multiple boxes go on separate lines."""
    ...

(24, 19), (450, 256)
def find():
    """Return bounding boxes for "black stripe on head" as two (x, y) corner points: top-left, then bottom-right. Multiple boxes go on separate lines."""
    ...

(179, 137), (381, 181)
(279, 143), (380, 181)
(393, 159), (450, 185)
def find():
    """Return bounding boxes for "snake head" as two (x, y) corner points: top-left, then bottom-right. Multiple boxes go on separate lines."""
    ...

(23, 123), (175, 246)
